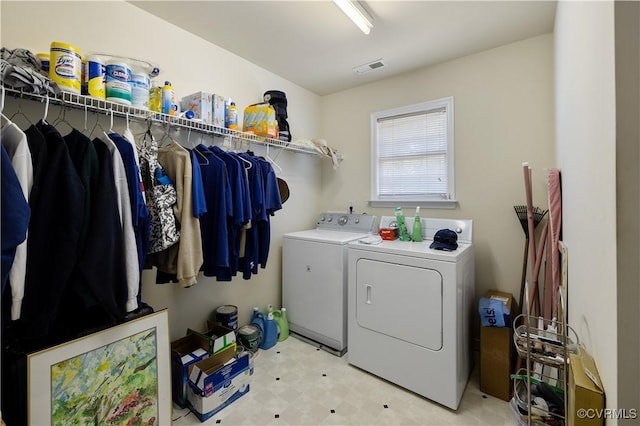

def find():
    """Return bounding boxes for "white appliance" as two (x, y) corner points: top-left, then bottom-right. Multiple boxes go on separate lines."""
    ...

(282, 213), (377, 356)
(347, 216), (475, 410)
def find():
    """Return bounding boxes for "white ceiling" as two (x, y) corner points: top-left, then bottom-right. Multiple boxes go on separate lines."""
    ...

(130, 1), (557, 96)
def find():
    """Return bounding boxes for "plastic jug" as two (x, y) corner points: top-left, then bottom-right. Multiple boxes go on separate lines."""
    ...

(260, 312), (278, 350)
(272, 308), (289, 342)
(250, 307), (265, 336)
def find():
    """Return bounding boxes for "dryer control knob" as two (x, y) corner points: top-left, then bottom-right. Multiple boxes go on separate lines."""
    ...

(455, 227), (462, 234)
(320, 216), (326, 222)
(327, 217), (333, 222)
(354, 218), (360, 224)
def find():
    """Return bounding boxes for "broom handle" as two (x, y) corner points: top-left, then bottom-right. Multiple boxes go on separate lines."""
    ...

(523, 164), (537, 264)
(518, 238), (529, 311)
(530, 220), (549, 316)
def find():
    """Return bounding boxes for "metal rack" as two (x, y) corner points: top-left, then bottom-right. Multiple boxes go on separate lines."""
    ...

(3, 87), (328, 156)
(511, 284), (578, 426)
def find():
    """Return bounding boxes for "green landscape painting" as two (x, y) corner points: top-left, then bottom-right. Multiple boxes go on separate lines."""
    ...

(50, 327), (159, 425)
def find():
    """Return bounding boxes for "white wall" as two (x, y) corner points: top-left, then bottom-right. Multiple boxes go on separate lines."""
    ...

(554, 0), (618, 415)
(1, 0), (325, 340)
(319, 34), (556, 327)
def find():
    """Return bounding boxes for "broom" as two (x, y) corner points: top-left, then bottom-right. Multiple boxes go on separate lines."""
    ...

(513, 205), (548, 313)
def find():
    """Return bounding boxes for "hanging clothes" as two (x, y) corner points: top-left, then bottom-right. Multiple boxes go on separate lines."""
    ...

(256, 156), (283, 268)
(190, 149), (207, 219)
(237, 152), (264, 279)
(1, 145), (30, 292)
(99, 134), (140, 312)
(1, 122), (33, 320)
(194, 144), (231, 278)
(110, 132), (151, 289)
(149, 140), (203, 287)
(19, 121), (85, 341)
(209, 145), (251, 281)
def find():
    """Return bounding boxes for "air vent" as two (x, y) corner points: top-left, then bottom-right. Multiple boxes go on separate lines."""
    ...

(353, 59), (386, 75)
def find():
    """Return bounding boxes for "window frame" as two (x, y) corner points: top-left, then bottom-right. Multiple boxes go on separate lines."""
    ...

(369, 96), (457, 209)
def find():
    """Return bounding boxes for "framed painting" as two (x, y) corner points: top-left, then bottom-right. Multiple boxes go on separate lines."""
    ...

(28, 309), (171, 425)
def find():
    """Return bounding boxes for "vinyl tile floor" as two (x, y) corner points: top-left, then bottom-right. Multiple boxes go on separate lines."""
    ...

(172, 335), (513, 425)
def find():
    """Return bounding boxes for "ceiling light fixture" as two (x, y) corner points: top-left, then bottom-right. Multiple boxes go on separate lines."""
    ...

(333, 0), (373, 35)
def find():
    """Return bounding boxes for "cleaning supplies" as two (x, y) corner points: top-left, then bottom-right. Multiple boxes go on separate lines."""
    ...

(412, 206), (423, 242)
(162, 80), (176, 115)
(260, 312), (278, 350)
(250, 306), (265, 336)
(394, 207), (411, 241)
(272, 308), (289, 342)
(225, 98), (238, 130)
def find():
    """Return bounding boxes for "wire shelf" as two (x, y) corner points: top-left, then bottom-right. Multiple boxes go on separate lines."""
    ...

(3, 87), (327, 156)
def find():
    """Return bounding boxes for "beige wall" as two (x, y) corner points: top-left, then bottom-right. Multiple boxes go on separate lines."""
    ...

(554, 0), (619, 416)
(1, 0), (325, 340)
(319, 34), (556, 325)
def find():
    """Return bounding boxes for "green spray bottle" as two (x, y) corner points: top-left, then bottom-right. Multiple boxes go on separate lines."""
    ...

(394, 207), (411, 241)
(412, 206), (423, 242)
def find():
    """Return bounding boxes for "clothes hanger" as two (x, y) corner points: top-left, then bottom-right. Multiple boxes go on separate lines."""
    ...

(41, 94), (50, 125)
(9, 93), (34, 128)
(265, 143), (283, 174)
(89, 110), (107, 138)
(51, 101), (74, 134)
(0, 85), (12, 129)
(82, 104), (89, 135)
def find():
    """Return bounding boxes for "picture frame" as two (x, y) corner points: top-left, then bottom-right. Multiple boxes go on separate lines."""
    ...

(28, 309), (172, 425)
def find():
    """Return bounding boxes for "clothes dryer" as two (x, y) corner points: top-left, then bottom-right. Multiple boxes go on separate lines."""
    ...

(347, 217), (475, 409)
(282, 213), (377, 356)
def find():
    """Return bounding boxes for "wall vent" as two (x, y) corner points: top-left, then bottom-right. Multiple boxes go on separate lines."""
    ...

(353, 59), (386, 75)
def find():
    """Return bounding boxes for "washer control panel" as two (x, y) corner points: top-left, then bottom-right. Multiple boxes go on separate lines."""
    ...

(316, 213), (377, 233)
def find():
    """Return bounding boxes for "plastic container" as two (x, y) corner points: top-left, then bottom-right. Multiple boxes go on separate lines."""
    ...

(260, 312), (278, 350)
(36, 53), (50, 73)
(272, 308), (289, 342)
(162, 80), (175, 115)
(130, 71), (150, 109)
(394, 207), (411, 241)
(225, 98), (238, 130)
(250, 307), (265, 335)
(105, 61), (132, 105)
(49, 41), (82, 94)
(149, 81), (162, 113)
(85, 54), (106, 99)
(412, 206), (423, 242)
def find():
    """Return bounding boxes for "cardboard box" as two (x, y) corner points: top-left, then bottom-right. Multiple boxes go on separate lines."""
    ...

(187, 367), (250, 422)
(187, 347), (251, 422)
(480, 290), (517, 401)
(171, 334), (211, 407)
(187, 323), (236, 355)
(569, 351), (605, 426)
(181, 91), (213, 123)
(212, 94), (226, 128)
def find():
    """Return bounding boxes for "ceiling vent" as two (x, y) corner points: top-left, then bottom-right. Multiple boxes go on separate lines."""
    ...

(353, 59), (386, 75)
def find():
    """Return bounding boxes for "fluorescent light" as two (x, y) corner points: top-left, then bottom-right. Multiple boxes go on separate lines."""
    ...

(333, 0), (373, 35)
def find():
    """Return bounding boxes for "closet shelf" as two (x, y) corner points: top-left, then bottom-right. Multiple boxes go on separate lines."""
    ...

(4, 87), (331, 157)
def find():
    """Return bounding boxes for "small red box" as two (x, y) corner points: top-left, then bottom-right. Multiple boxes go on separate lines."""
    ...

(379, 228), (398, 240)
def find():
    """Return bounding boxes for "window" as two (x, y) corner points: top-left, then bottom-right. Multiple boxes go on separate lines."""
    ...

(370, 96), (455, 208)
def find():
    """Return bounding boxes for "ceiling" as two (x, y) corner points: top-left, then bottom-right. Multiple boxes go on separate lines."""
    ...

(130, 1), (557, 96)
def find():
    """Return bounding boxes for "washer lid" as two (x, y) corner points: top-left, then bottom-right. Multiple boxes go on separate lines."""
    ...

(348, 238), (472, 261)
(284, 229), (373, 244)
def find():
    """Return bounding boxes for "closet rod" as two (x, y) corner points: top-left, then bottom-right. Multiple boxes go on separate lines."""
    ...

(4, 87), (323, 156)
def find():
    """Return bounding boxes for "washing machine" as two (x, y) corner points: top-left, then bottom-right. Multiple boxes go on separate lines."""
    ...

(347, 216), (474, 410)
(282, 213), (377, 356)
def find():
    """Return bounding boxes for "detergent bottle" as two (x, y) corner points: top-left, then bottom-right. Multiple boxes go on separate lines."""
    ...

(250, 307), (265, 336)
(272, 308), (290, 342)
(260, 312), (278, 350)
(394, 207), (411, 241)
(412, 206), (423, 242)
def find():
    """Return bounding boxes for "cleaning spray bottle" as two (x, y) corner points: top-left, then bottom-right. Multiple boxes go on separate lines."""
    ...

(412, 206), (423, 242)
(394, 207), (411, 241)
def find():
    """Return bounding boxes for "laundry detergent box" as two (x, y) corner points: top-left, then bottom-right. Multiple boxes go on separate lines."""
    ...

(187, 347), (250, 421)
(181, 91), (213, 123)
(212, 94), (226, 127)
(171, 334), (211, 407)
(187, 323), (236, 355)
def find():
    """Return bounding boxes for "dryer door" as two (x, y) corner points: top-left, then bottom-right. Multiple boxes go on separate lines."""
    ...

(355, 258), (443, 350)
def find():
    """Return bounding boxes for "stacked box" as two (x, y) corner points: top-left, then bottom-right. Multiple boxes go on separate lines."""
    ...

(187, 345), (251, 422)
(187, 323), (236, 355)
(212, 94), (226, 127)
(181, 91), (213, 123)
(171, 334), (210, 407)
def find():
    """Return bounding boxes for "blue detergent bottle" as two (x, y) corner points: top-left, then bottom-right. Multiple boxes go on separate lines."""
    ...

(260, 312), (278, 350)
